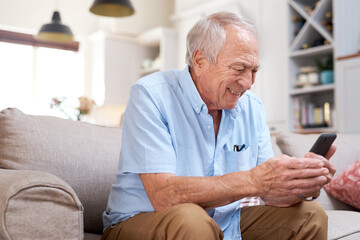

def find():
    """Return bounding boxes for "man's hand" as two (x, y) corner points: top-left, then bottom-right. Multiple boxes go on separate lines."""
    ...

(248, 154), (329, 200)
(307, 143), (336, 180)
(256, 144), (337, 207)
(301, 144), (337, 199)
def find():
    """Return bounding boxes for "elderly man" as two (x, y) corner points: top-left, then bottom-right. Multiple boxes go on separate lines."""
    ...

(102, 12), (336, 240)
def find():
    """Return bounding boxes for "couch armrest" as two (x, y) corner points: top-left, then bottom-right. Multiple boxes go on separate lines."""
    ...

(0, 169), (84, 240)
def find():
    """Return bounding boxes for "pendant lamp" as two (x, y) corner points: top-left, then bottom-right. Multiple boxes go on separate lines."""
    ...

(37, 11), (74, 43)
(89, 0), (135, 17)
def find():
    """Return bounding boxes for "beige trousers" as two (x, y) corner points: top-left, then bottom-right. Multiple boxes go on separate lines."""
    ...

(101, 201), (327, 240)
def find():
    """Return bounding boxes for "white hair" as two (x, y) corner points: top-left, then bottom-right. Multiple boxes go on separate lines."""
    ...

(185, 12), (256, 68)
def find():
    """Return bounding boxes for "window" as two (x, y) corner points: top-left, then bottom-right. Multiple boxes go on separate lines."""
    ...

(0, 42), (34, 112)
(0, 30), (84, 116)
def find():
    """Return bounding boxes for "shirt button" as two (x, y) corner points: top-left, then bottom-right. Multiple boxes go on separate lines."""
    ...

(208, 125), (211, 129)
(196, 108), (200, 112)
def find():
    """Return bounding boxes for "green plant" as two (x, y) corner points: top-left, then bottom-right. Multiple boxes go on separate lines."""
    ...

(315, 56), (333, 71)
(50, 96), (96, 121)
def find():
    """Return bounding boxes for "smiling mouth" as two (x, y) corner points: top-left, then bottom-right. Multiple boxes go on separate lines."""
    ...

(228, 88), (241, 96)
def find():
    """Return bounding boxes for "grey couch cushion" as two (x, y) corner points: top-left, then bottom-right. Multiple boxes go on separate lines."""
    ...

(0, 108), (122, 233)
(271, 135), (282, 156)
(327, 210), (360, 240)
(276, 132), (360, 211)
(0, 169), (83, 240)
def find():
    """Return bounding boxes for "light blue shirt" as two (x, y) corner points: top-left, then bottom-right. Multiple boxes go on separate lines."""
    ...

(103, 66), (274, 240)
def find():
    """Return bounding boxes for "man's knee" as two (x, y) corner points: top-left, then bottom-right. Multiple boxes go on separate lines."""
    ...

(295, 201), (328, 239)
(298, 201), (327, 222)
(166, 203), (223, 240)
(241, 201), (328, 240)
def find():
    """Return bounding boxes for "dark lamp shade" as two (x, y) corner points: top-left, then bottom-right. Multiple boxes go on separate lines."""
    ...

(37, 11), (74, 43)
(89, 0), (135, 17)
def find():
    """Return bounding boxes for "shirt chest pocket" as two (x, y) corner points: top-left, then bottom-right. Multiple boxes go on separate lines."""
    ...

(225, 147), (255, 173)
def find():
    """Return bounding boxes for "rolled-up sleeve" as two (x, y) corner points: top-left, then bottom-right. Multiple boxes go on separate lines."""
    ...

(119, 82), (177, 174)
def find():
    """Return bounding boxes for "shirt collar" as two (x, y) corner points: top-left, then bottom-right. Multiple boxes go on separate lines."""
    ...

(179, 65), (242, 118)
(179, 66), (206, 114)
(229, 104), (241, 118)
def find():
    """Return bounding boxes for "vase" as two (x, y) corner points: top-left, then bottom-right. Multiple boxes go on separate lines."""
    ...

(320, 70), (334, 85)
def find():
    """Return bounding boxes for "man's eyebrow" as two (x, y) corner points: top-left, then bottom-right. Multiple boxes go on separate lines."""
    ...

(228, 62), (260, 69)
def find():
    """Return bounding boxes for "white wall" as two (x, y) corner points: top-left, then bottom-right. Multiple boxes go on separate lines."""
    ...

(255, 0), (288, 132)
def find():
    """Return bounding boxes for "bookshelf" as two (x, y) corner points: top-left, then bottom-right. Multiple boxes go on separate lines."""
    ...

(288, 0), (335, 132)
(287, 0), (360, 133)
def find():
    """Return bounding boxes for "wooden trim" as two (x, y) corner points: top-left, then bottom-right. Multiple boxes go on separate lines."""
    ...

(0, 30), (79, 52)
(337, 52), (360, 61)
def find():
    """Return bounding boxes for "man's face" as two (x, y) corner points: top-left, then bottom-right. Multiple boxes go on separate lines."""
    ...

(193, 26), (260, 110)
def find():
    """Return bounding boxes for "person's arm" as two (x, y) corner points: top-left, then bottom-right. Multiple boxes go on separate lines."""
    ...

(140, 154), (329, 211)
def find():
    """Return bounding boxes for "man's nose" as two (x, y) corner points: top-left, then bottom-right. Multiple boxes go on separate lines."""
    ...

(238, 70), (254, 90)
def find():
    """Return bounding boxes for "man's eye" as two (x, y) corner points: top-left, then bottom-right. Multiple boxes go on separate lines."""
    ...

(252, 70), (258, 74)
(234, 68), (244, 73)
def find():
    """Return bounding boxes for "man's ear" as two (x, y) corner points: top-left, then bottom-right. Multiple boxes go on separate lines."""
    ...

(192, 50), (207, 73)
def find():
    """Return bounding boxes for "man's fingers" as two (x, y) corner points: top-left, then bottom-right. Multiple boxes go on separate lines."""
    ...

(325, 144), (337, 160)
(288, 157), (324, 169)
(290, 168), (329, 180)
(287, 176), (327, 194)
(305, 152), (336, 178)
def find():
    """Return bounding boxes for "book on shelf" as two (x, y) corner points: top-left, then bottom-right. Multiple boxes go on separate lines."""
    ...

(293, 97), (332, 130)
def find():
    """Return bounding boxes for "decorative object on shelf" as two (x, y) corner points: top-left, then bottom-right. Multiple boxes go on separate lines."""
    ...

(321, 11), (333, 32)
(314, 37), (326, 47)
(320, 70), (334, 85)
(89, 0), (135, 17)
(37, 11), (74, 43)
(50, 96), (96, 121)
(301, 43), (309, 49)
(321, 20), (332, 32)
(301, 37), (328, 50)
(304, 1), (320, 16)
(291, 15), (305, 36)
(296, 66), (319, 87)
(315, 56), (334, 85)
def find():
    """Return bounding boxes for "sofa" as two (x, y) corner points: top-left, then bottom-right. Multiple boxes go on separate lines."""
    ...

(0, 108), (359, 240)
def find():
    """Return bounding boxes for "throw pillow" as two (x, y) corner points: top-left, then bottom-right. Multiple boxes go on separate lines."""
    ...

(324, 158), (360, 210)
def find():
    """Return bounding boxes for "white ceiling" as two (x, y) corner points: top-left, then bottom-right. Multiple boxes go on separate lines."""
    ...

(0, 0), (175, 38)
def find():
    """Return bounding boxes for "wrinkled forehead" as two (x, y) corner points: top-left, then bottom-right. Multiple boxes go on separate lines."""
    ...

(224, 25), (258, 46)
(218, 26), (259, 59)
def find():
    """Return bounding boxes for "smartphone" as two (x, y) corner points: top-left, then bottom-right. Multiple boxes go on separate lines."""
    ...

(309, 133), (337, 156)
